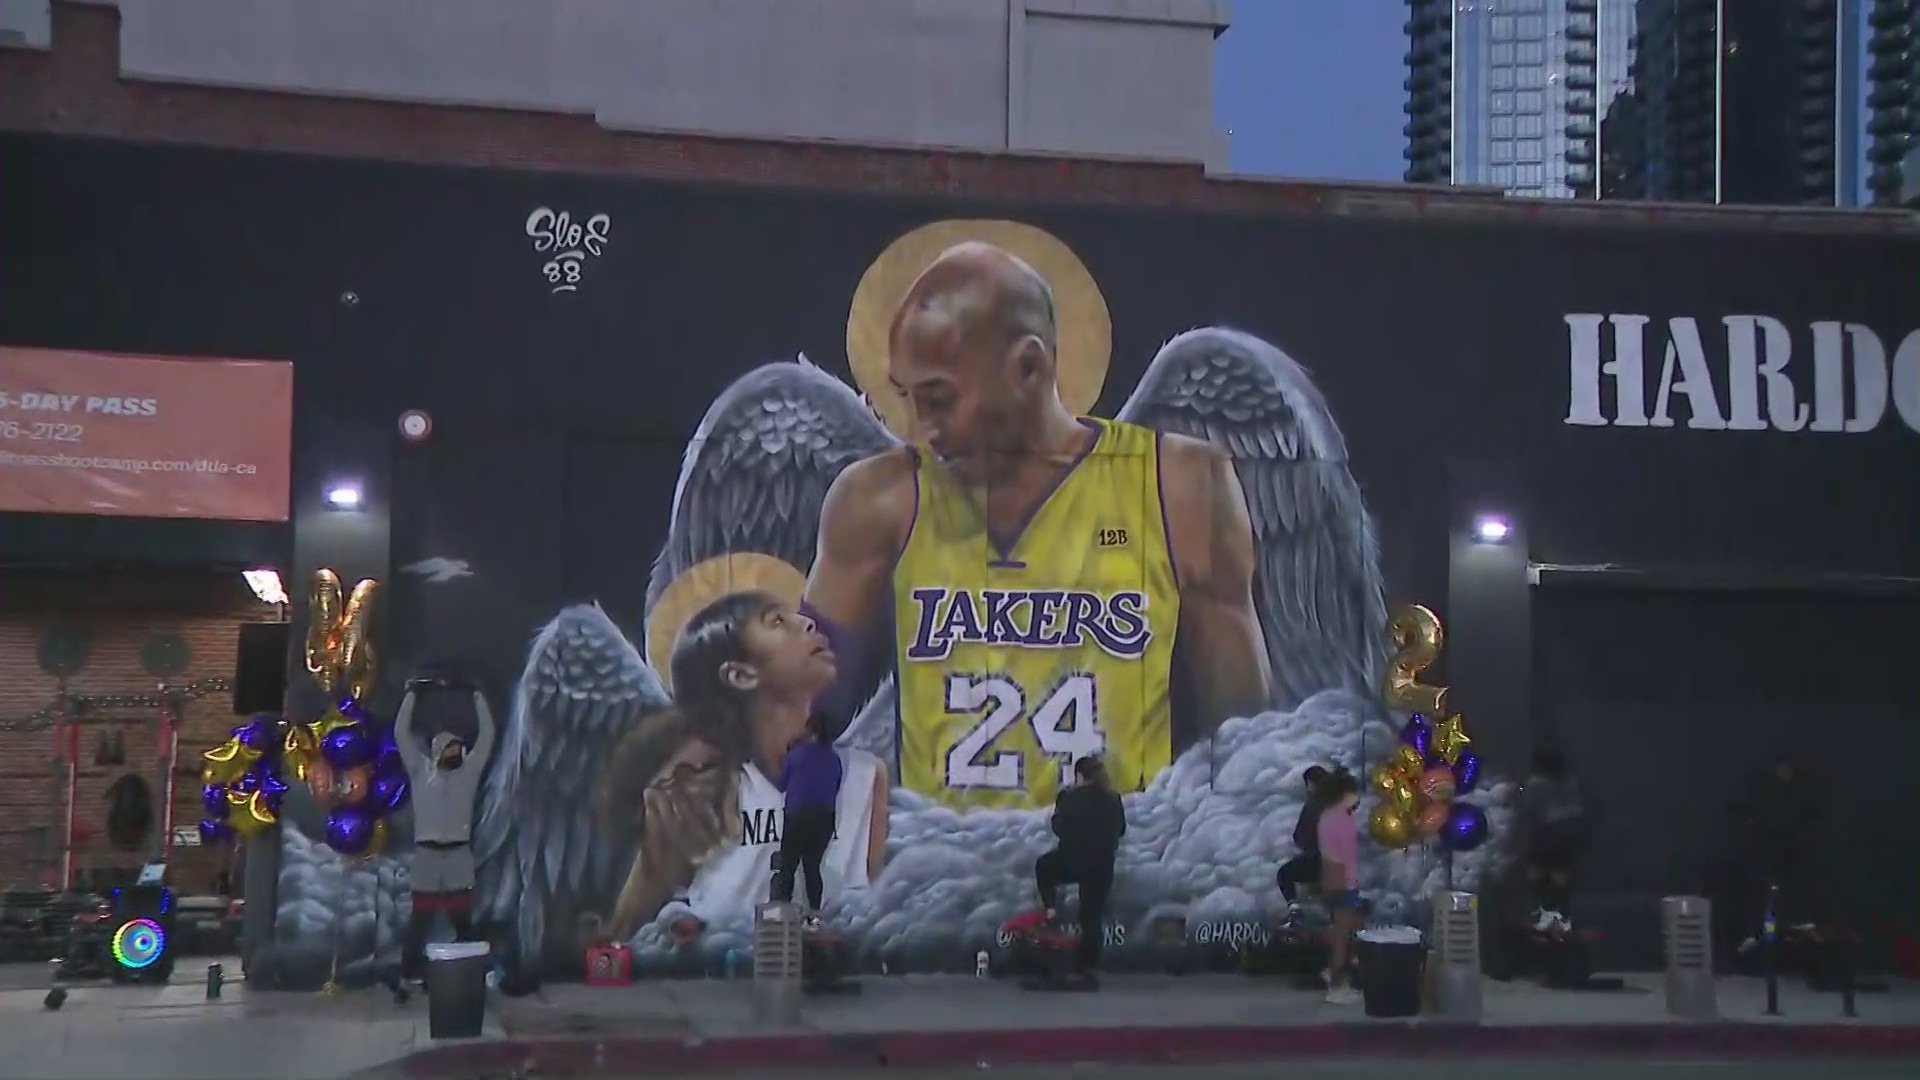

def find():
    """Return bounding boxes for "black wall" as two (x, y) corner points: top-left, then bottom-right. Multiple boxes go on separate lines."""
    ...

(4, 133), (1916, 936)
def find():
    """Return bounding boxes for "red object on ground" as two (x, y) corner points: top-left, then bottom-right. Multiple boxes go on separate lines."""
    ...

(585, 942), (632, 987)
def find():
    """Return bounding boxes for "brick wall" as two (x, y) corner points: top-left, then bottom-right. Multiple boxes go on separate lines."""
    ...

(0, 569), (280, 891)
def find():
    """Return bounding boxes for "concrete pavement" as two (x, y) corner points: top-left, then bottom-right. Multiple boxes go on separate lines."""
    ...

(0, 964), (1912, 1080)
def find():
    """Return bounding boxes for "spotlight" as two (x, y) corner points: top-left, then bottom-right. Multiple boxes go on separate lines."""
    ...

(325, 485), (362, 510)
(1472, 516), (1512, 544)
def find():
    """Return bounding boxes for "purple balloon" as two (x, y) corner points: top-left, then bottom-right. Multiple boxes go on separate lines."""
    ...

(260, 769), (290, 799)
(202, 785), (230, 818)
(326, 805), (378, 856)
(1400, 716), (1434, 760)
(232, 770), (261, 795)
(1452, 751), (1482, 795)
(233, 716), (276, 751)
(320, 725), (377, 770)
(369, 759), (410, 814)
(199, 819), (234, 845)
(1441, 802), (1490, 853)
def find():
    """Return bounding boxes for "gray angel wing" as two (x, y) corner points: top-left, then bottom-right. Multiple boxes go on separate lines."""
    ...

(472, 603), (666, 974)
(1118, 326), (1389, 708)
(646, 355), (900, 610)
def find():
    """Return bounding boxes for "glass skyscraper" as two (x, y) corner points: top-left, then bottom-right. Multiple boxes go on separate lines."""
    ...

(1404, 0), (1638, 197)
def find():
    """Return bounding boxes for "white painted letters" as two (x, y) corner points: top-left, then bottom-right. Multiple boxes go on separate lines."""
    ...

(1565, 314), (1920, 435)
(526, 207), (612, 294)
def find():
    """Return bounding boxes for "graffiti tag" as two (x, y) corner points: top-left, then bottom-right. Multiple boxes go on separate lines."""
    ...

(526, 207), (612, 294)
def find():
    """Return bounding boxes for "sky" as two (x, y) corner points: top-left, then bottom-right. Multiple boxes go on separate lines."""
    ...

(1214, 2), (1407, 183)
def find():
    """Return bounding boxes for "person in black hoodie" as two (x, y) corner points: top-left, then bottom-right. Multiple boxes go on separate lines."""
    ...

(1277, 765), (1332, 912)
(1035, 756), (1127, 984)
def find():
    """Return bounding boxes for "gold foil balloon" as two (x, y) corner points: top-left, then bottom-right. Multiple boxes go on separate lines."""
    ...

(1416, 801), (1451, 839)
(1392, 743), (1425, 775)
(1434, 715), (1473, 765)
(1419, 766), (1458, 803)
(363, 818), (388, 860)
(338, 577), (381, 701)
(1368, 804), (1415, 849)
(201, 738), (260, 785)
(229, 790), (278, 838)
(1384, 604), (1449, 716)
(1370, 764), (1417, 813)
(306, 569), (345, 693)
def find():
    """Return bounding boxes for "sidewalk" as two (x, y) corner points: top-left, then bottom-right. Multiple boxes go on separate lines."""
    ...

(0, 965), (1912, 1080)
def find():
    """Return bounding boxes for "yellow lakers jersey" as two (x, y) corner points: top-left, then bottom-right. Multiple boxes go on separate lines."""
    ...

(893, 418), (1180, 811)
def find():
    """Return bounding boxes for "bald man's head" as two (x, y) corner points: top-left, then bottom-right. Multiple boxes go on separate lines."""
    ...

(886, 243), (1062, 468)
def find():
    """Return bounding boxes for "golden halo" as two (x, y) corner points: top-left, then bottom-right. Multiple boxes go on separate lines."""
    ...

(846, 219), (1112, 439)
(644, 553), (807, 694)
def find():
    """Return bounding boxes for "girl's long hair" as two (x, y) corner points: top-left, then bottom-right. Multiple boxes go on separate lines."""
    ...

(596, 591), (779, 833)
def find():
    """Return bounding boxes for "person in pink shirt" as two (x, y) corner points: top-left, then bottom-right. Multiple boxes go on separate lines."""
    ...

(1316, 769), (1366, 1005)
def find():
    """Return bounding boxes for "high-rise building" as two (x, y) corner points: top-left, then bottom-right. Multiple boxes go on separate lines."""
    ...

(1598, 0), (1875, 206)
(1402, 0), (1638, 197)
(1866, 0), (1919, 205)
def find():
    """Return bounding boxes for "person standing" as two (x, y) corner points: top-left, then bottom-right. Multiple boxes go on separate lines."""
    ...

(1034, 756), (1127, 987)
(1520, 748), (1589, 932)
(395, 678), (496, 984)
(1277, 765), (1332, 914)
(771, 712), (844, 927)
(1317, 770), (1365, 1005)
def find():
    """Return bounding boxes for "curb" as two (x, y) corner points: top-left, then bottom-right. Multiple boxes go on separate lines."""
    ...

(400, 1021), (1920, 1076)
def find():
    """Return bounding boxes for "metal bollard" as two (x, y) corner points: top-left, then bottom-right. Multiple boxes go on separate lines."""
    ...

(751, 902), (804, 1027)
(1431, 890), (1483, 1022)
(1661, 895), (1717, 1020)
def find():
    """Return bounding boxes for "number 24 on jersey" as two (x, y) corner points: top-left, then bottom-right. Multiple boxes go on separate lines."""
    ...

(942, 672), (1106, 791)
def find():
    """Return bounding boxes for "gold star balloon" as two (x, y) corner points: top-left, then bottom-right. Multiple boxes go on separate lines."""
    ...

(1434, 715), (1473, 765)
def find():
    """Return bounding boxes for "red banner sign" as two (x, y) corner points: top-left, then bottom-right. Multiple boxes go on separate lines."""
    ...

(0, 347), (293, 522)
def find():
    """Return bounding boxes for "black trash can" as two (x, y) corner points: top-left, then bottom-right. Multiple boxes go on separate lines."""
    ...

(1356, 928), (1424, 1019)
(424, 941), (490, 1039)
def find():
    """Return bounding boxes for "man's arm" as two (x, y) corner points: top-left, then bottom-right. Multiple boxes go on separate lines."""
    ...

(1163, 437), (1275, 734)
(393, 690), (428, 775)
(802, 451), (916, 725)
(467, 690), (497, 767)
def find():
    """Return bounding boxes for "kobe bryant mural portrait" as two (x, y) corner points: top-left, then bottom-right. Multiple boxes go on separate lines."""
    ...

(472, 220), (1419, 977)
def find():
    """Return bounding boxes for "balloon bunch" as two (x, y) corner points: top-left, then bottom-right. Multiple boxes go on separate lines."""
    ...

(1369, 603), (1490, 853)
(283, 697), (408, 858)
(278, 568), (405, 859)
(198, 714), (292, 844)
(1367, 714), (1487, 852)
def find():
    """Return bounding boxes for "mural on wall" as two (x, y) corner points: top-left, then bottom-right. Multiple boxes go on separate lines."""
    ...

(448, 219), (1510, 977)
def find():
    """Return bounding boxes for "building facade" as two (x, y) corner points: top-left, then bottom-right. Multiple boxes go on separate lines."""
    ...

(1598, 0), (1892, 207)
(1866, 0), (1919, 204)
(1404, 0), (1638, 198)
(0, 0), (1232, 167)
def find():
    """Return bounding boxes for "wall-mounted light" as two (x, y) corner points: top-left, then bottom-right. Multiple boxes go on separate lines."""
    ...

(241, 569), (288, 606)
(325, 484), (363, 510)
(1472, 515), (1513, 544)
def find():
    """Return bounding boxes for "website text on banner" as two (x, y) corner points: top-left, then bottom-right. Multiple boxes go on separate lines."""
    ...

(0, 347), (293, 522)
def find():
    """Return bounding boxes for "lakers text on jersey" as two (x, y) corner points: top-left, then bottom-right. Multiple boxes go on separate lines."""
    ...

(892, 419), (1180, 810)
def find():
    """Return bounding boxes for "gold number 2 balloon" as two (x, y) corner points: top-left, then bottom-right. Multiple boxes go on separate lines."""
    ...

(304, 568), (382, 700)
(1383, 603), (1449, 716)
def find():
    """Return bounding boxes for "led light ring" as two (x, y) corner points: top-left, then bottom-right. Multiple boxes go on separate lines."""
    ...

(111, 918), (166, 970)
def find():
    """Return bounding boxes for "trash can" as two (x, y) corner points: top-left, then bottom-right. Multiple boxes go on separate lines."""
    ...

(1356, 926), (1424, 1019)
(424, 941), (490, 1039)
